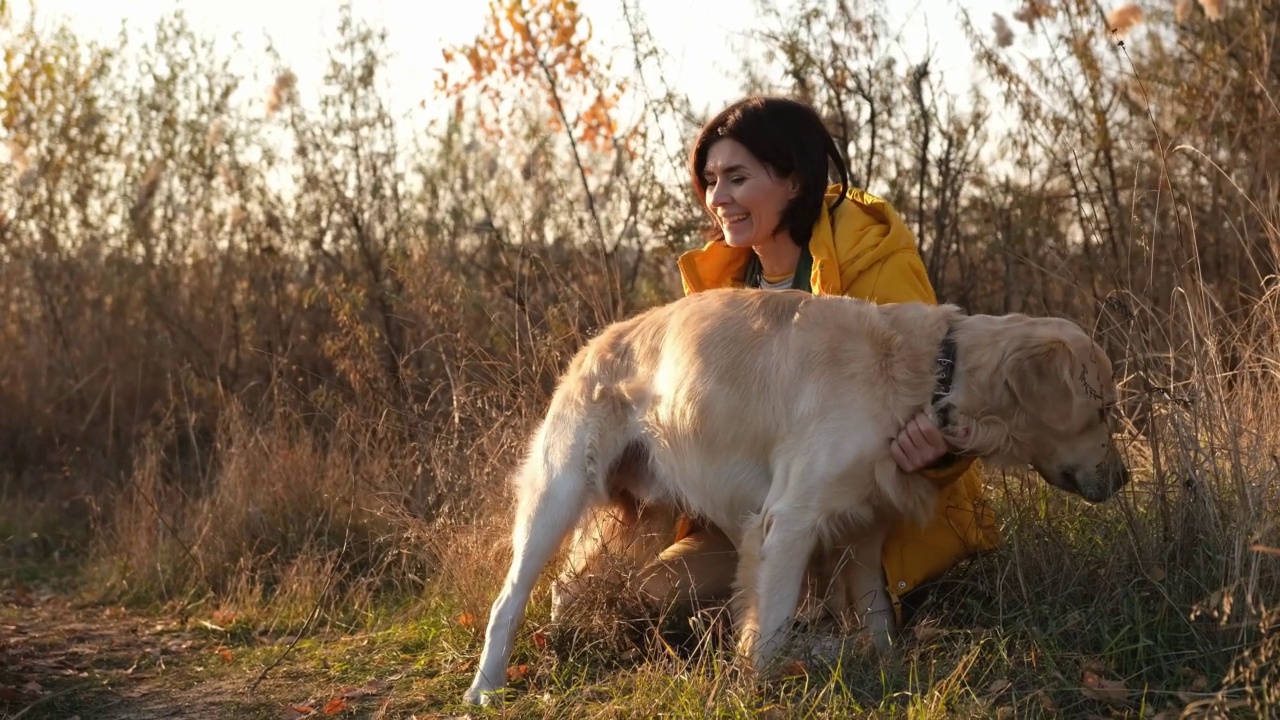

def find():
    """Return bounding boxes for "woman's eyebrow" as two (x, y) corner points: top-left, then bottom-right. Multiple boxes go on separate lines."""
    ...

(706, 163), (749, 177)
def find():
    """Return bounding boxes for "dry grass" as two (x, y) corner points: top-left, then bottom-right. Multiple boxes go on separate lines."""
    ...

(1, 1), (1278, 716)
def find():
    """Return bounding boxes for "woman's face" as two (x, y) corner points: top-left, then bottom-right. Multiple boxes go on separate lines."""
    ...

(701, 138), (798, 248)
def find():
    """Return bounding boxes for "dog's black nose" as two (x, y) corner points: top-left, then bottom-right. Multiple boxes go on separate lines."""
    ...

(1059, 467), (1080, 494)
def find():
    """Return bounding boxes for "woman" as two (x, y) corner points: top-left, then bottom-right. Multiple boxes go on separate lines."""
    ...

(637, 95), (998, 628)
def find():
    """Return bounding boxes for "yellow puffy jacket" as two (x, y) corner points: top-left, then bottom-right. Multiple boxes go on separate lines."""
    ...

(676, 185), (999, 614)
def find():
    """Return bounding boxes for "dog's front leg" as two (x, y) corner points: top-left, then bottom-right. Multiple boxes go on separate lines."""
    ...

(734, 504), (816, 672)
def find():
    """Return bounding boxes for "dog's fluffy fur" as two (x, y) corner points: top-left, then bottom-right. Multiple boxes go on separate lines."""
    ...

(464, 288), (1129, 705)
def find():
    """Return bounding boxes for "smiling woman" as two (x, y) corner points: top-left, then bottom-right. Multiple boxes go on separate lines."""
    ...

(701, 139), (802, 277)
(652, 94), (1001, 629)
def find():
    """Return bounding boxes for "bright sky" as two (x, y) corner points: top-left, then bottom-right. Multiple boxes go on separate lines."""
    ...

(14, 0), (1019, 126)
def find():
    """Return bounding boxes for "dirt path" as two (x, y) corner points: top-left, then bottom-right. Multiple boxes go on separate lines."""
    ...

(0, 586), (286, 719)
(0, 579), (456, 720)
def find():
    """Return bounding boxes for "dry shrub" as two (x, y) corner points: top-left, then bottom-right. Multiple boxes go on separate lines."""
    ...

(1, 0), (1278, 709)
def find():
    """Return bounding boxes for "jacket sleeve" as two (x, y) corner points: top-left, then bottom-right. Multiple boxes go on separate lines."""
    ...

(859, 249), (975, 486)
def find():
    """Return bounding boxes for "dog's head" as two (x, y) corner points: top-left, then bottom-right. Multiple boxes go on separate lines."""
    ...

(999, 320), (1130, 502)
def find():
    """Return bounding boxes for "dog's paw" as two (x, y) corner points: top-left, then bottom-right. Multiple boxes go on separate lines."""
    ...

(463, 684), (498, 706)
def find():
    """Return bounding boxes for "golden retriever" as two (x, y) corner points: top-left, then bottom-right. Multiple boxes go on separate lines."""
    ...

(463, 288), (1129, 705)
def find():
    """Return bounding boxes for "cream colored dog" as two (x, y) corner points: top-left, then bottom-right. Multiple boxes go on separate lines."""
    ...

(464, 288), (1129, 705)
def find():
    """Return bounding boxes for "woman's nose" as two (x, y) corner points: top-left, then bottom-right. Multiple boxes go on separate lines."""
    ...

(708, 182), (729, 207)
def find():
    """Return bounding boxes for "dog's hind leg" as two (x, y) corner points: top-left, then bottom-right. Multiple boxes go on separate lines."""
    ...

(847, 525), (894, 655)
(464, 425), (599, 705)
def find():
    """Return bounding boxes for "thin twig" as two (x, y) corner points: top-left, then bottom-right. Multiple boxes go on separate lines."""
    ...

(9, 681), (98, 719)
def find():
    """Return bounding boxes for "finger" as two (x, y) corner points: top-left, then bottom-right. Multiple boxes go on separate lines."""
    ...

(890, 439), (915, 472)
(911, 413), (949, 454)
(905, 419), (928, 448)
(921, 427), (946, 455)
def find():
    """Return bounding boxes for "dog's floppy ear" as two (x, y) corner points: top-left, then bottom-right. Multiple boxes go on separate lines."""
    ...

(1005, 339), (1077, 426)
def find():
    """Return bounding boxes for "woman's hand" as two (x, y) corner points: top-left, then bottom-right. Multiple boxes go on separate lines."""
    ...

(890, 412), (950, 474)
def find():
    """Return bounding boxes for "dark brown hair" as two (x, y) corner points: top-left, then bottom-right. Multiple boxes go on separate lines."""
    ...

(689, 95), (849, 246)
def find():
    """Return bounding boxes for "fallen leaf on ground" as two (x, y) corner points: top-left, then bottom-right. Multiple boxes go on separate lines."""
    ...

(532, 630), (548, 650)
(457, 613), (476, 629)
(507, 664), (530, 681)
(281, 705), (317, 720)
(779, 659), (808, 677)
(322, 697), (349, 714)
(214, 647), (234, 662)
(987, 677), (1012, 696)
(1081, 670), (1131, 704)
(341, 679), (391, 699)
(913, 624), (944, 643)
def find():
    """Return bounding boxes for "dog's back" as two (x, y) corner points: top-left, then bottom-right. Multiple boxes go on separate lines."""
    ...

(527, 290), (954, 539)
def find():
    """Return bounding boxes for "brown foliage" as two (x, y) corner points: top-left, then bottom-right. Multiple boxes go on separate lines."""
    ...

(0, 0), (1276, 712)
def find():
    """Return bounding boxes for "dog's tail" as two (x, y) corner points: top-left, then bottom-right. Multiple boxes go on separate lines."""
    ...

(515, 373), (638, 509)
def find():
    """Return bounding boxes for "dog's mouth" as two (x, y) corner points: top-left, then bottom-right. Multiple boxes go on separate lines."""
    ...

(1035, 463), (1130, 503)
(1034, 462), (1079, 495)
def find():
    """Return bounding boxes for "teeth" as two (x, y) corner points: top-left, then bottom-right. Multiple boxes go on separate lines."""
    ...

(724, 214), (748, 224)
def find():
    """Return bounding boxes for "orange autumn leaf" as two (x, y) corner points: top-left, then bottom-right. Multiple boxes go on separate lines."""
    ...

(457, 612), (476, 629)
(340, 679), (391, 699)
(434, 0), (627, 155)
(532, 630), (548, 650)
(779, 659), (808, 677)
(507, 663), (530, 681)
(216, 648), (234, 663)
(322, 697), (349, 715)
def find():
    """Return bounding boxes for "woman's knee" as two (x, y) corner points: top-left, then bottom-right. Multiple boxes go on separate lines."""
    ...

(637, 526), (738, 610)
